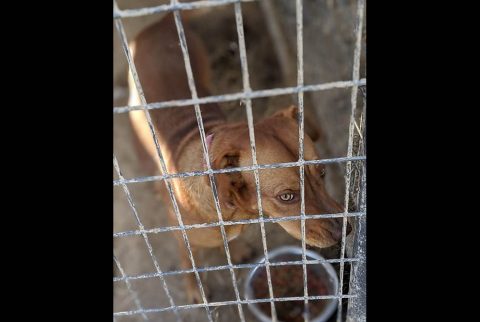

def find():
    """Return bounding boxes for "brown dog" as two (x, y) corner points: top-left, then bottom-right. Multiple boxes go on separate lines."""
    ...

(128, 12), (351, 303)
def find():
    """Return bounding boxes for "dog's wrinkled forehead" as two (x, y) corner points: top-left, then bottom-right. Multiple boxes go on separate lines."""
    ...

(244, 130), (298, 165)
(253, 114), (319, 162)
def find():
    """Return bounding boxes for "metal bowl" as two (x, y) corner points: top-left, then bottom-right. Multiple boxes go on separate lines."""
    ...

(244, 246), (339, 322)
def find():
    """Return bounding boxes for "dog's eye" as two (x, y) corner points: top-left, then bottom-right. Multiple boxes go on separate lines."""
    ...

(278, 193), (296, 202)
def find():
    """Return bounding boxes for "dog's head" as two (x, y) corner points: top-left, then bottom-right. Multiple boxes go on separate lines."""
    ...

(207, 106), (351, 248)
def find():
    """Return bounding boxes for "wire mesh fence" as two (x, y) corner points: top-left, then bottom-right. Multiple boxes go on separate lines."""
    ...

(114, 0), (366, 321)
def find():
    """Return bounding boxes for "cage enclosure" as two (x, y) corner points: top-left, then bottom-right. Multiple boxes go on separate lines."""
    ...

(114, 1), (366, 321)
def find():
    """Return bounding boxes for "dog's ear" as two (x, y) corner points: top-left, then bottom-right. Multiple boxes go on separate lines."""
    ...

(210, 144), (252, 212)
(273, 105), (321, 142)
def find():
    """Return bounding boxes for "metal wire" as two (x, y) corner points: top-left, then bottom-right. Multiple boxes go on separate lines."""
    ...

(114, 79), (366, 114)
(337, 0), (365, 321)
(113, 155), (181, 321)
(294, 0), (310, 320)
(170, 1), (245, 319)
(114, 294), (357, 318)
(114, 257), (360, 283)
(114, 1), (213, 320)
(114, 254), (149, 321)
(114, 212), (365, 238)
(233, 1), (278, 320)
(113, 156), (366, 186)
(114, 0), (256, 19)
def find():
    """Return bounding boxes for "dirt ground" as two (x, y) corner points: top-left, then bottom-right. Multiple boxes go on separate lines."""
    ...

(114, 1), (365, 321)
